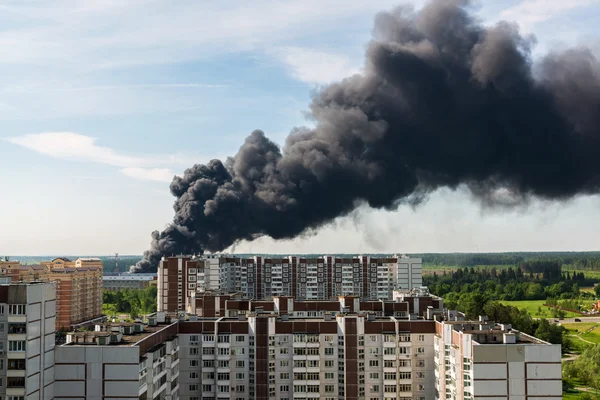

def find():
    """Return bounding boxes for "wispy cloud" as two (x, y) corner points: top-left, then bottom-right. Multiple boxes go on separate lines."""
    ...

(121, 167), (174, 183)
(270, 47), (362, 85)
(499, 0), (600, 31)
(1, 83), (228, 94)
(5, 132), (175, 182)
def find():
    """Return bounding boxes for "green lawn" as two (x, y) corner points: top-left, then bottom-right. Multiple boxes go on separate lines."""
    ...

(499, 300), (581, 318)
(564, 389), (598, 399)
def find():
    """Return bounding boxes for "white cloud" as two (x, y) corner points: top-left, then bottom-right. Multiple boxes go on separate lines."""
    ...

(271, 47), (362, 85)
(5, 132), (176, 182)
(1, 83), (228, 94)
(5, 132), (148, 167)
(121, 167), (174, 183)
(499, 0), (600, 32)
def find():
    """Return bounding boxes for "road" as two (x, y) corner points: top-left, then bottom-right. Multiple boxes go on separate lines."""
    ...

(553, 317), (600, 324)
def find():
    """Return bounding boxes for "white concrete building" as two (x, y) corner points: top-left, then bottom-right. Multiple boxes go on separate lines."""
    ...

(54, 316), (180, 400)
(434, 319), (562, 400)
(0, 281), (56, 400)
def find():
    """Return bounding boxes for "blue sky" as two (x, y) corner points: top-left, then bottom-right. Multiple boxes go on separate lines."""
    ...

(2, 0), (600, 256)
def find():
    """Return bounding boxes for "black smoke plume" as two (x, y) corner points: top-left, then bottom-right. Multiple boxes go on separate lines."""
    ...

(133, 0), (600, 273)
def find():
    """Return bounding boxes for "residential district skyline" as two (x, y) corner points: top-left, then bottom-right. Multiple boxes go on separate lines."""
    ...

(2, 0), (600, 256)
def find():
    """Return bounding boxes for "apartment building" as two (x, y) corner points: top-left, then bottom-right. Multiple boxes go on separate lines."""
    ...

(2, 258), (103, 330)
(0, 280), (56, 400)
(435, 318), (562, 400)
(54, 316), (180, 400)
(158, 255), (423, 312)
(158, 256), (222, 313)
(186, 289), (444, 320)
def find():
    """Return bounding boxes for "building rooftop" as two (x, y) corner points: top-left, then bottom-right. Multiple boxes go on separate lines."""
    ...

(64, 322), (174, 347)
(103, 275), (156, 281)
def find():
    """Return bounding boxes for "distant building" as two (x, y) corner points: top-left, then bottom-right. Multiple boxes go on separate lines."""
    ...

(102, 273), (157, 291)
(1, 257), (103, 330)
(158, 254), (423, 312)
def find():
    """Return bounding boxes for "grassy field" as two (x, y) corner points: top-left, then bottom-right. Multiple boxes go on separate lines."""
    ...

(563, 389), (599, 399)
(499, 300), (582, 318)
(422, 264), (513, 276)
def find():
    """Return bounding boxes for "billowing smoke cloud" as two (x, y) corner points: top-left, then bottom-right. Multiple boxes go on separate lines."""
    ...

(133, 0), (600, 273)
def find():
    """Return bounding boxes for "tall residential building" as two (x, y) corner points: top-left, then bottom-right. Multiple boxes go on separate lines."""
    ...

(435, 318), (562, 400)
(158, 255), (423, 312)
(2, 258), (103, 330)
(46, 290), (560, 400)
(55, 316), (180, 400)
(173, 313), (561, 400)
(0, 280), (56, 400)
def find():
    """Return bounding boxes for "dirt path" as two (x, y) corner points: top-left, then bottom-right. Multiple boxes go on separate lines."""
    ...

(568, 334), (596, 345)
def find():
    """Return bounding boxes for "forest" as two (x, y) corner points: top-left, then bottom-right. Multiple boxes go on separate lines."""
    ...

(102, 286), (157, 319)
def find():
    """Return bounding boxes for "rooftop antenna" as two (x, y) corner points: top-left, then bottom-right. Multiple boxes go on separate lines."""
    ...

(115, 253), (119, 274)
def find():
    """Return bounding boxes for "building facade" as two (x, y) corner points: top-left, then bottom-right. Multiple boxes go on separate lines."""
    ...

(435, 318), (562, 399)
(2, 258), (103, 330)
(158, 255), (423, 312)
(0, 281), (56, 400)
(54, 317), (180, 400)
(102, 274), (157, 291)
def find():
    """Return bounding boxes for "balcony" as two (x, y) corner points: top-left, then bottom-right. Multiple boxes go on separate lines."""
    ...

(7, 376), (25, 389)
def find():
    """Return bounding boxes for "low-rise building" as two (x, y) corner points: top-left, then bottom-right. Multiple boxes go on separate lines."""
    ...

(103, 274), (157, 291)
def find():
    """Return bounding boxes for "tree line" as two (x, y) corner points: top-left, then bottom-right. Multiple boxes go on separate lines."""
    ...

(102, 286), (157, 319)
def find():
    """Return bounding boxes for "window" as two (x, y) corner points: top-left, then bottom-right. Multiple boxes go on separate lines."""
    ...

(325, 372), (334, 379)
(370, 385), (380, 393)
(384, 372), (396, 380)
(236, 335), (245, 342)
(190, 335), (199, 342)
(218, 360), (229, 368)
(384, 385), (396, 392)
(280, 360), (289, 367)
(369, 372), (379, 379)
(189, 384), (198, 391)
(399, 372), (411, 380)
(417, 347), (425, 354)
(189, 360), (199, 367)
(325, 385), (335, 393)
(8, 341), (25, 352)
(8, 305), (25, 315)
(369, 360), (379, 367)
(203, 335), (214, 342)
(190, 372), (198, 379)
(325, 360), (334, 367)
(235, 372), (245, 380)
(202, 384), (213, 392)
(398, 384), (412, 392)
(417, 360), (425, 368)
(418, 335), (425, 341)
(236, 360), (245, 368)
(280, 385), (289, 392)
(324, 348), (334, 355)
(217, 373), (230, 381)
(218, 385), (229, 393)
(280, 348), (289, 355)
(189, 348), (199, 355)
